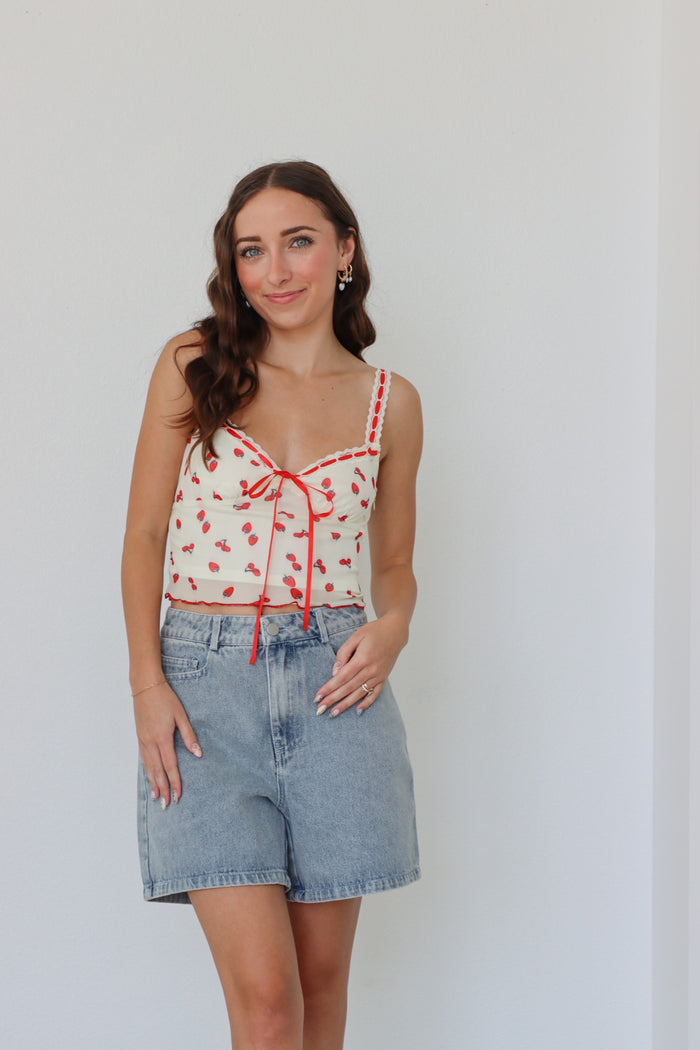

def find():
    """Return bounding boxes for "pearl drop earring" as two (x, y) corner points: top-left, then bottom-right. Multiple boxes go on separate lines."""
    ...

(337, 262), (353, 292)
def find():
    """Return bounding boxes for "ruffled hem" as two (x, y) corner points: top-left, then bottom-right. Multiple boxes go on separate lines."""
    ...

(164, 595), (365, 612)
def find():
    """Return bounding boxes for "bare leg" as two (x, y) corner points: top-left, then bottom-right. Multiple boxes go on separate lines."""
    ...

(189, 884), (304, 1050)
(287, 897), (362, 1050)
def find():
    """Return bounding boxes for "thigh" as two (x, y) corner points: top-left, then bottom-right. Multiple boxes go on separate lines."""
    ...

(287, 898), (362, 988)
(189, 885), (305, 1046)
(190, 884), (301, 993)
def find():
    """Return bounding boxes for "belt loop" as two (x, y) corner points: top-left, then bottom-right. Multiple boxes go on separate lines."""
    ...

(209, 616), (221, 651)
(314, 607), (329, 643)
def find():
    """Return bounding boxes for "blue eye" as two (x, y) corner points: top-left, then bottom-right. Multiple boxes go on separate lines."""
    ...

(239, 236), (313, 259)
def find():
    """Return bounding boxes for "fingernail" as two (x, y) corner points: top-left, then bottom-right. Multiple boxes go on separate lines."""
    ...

(332, 662), (341, 675)
(316, 704), (327, 716)
(151, 789), (157, 801)
(160, 797), (167, 810)
(330, 709), (340, 718)
(172, 791), (179, 804)
(314, 693), (323, 704)
(357, 706), (364, 715)
(191, 743), (202, 757)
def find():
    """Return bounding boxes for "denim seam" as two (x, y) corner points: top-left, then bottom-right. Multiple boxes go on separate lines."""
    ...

(264, 645), (284, 810)
(314, 606), (330, 643)
(140, 768), (153, 890)
(162, 670), (210, 683)
(162, 635), (363, 650)
(286, 866), (422, 903)
(161, 656), (198, 669)
(327, 625), (363, 639)
(148, 866), (291, 883)
(144, 868), (293, 900)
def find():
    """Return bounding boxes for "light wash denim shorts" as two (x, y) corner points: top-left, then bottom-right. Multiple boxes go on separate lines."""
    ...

(137, 605), (421, 904)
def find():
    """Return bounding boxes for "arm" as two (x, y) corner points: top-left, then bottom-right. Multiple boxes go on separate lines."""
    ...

(121, 332), (204, 805)
(313, 372), (423, 717)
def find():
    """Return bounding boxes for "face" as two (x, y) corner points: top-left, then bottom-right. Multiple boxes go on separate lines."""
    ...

(232, 187), (355, 331)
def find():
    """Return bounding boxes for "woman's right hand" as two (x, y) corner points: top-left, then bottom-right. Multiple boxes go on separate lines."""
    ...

(134, 680), (202, 807)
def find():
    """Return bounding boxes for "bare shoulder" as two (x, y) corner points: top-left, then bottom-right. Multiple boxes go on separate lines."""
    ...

(386, 369), (421, 410)
(148, 328), (204, 407)
(156, 327), (205, 375)
(382, 369), (423, 461)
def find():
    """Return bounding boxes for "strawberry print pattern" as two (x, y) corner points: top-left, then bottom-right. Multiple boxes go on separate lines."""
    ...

(165, 367), (391, 662)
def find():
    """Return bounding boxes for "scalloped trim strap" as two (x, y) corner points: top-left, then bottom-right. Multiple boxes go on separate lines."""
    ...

(364, 367), (391, 446)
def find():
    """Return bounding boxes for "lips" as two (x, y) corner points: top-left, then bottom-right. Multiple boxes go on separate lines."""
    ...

(265, 290), (304, 303)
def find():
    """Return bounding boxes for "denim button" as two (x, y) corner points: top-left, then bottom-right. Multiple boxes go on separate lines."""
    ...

(266, 622), (280, 636)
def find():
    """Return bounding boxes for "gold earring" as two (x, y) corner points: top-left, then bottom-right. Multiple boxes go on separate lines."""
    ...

(337, 262), (353, 292)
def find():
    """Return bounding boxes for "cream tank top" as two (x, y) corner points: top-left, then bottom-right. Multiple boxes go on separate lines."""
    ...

(165, 366), (392, 663)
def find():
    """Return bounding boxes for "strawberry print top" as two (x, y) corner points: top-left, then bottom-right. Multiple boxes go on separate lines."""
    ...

(165, 366), (392, 663)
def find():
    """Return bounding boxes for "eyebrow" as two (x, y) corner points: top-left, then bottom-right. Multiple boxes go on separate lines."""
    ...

(234, 225), (320, 246)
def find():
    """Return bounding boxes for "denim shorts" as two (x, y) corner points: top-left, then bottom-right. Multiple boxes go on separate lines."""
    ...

(137, 605), (421, 904)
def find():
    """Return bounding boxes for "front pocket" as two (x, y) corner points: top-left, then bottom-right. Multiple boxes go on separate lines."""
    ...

(325, 625), (360, 659)
(160, 639), (210, 680)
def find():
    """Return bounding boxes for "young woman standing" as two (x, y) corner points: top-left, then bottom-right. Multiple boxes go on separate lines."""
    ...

(122, 160), (422, 1050)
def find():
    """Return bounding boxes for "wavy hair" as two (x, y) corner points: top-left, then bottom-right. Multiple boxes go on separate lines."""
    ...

(174, 160), (376, 460)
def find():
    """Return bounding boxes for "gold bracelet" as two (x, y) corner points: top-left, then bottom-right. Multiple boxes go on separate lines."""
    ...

(131, 678), (166, 698)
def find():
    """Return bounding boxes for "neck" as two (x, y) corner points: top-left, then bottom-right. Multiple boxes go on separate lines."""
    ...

(257, 311), (345, 378)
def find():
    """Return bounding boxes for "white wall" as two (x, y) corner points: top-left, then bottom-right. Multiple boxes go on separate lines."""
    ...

(2, 1), (685, 1047)
(654, 0), (700, 1047)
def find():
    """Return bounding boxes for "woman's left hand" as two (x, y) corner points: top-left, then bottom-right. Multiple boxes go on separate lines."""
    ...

(313, 613), (408, 717)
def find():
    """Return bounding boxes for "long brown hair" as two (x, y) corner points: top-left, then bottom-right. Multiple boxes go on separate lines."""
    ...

(174, 160), (376, 460)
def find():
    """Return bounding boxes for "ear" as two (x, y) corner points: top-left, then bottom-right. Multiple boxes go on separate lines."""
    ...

(338, 227), (356, 267)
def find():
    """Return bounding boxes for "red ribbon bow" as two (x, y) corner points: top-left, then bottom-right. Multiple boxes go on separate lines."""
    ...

(245, 469), (335, 663)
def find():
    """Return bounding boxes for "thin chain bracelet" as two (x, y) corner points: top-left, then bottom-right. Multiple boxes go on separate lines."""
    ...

(131, 678), (166, 698)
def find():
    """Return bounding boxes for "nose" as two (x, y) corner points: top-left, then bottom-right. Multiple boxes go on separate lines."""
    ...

(266, 248), (292, 286)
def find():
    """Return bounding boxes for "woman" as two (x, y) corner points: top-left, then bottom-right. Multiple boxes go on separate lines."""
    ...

(122, 159), (422, 1050)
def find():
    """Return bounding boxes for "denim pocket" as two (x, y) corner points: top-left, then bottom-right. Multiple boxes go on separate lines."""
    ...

(160, 638), (210, 680)
(325, 624), (362, 660)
